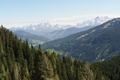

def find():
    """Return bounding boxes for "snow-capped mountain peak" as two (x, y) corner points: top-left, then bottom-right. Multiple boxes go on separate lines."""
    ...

(76, 16), (111, 28)
(11, 16), (113, 41)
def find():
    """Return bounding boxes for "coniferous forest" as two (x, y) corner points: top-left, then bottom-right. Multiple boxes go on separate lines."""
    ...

(0, 25), (120, 80)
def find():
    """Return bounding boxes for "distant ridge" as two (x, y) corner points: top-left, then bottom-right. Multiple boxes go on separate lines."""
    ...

(11, 16), (111, 42)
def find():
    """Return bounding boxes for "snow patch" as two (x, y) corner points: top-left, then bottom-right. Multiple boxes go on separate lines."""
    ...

(76, 33), (88, 40)
(103, 23), (111, 29)
(101, 59), (105, 61)
(96, 53), (101, 60)
(91, 29), (96, 33)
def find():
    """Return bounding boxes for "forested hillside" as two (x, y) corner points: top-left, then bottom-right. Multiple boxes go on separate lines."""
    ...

(0, 25), (120, 80)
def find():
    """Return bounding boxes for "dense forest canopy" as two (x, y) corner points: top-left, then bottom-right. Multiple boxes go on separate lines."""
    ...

(0, 25), (120, 80)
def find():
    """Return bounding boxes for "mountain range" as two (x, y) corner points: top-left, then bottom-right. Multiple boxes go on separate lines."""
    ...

(11, 16), (111, 44)
(43, 18), (120, 62)
(13, 30), (49, 45)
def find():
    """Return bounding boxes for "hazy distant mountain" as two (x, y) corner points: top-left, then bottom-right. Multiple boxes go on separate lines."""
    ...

(11, 23), (62, 40)
(47, 16), (111, 40)
(43, 18), (120, 62)
(11, 16), (111, 41)
(13, 30), (49, 45)
(76, 16), (111, 27)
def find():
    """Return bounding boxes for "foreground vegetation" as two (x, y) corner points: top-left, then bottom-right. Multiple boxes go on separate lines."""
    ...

(0, 25), (120, 80)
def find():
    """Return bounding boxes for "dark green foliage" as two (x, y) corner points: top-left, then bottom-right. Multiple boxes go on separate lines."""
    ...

(91, 56), (120, 80)
(0, 25), (120, 80)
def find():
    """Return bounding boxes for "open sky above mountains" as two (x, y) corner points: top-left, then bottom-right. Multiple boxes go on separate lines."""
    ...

(1, 0), (120, 27)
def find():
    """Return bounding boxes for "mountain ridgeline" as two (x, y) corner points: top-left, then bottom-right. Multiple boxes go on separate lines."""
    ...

(43, 18), (120, 62)
(11, 16), (110, 43)
(1, 24), (120, 80)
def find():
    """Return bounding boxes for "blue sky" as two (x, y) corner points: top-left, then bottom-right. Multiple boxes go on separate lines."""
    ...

(0, 0), (120, 27)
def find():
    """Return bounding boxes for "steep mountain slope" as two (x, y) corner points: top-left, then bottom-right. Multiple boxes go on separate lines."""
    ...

(13, 30), (49, 45)
(43, 18), (120, 62)
(49, 27), (89, 40)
